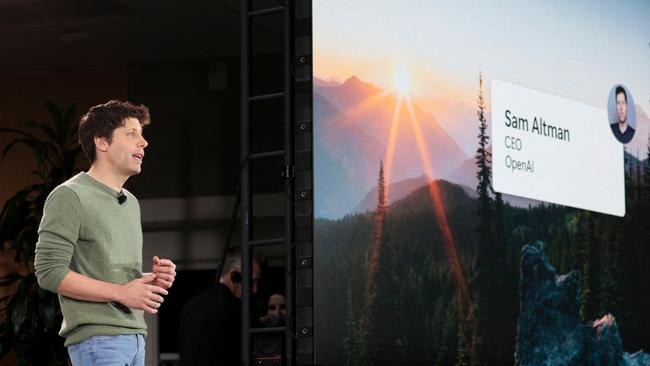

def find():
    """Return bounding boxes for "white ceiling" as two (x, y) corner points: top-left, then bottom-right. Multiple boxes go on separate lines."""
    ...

(0, 0), (283, 75)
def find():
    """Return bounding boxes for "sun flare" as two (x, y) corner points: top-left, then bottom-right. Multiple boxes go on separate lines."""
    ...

(394, 68), (411, 95)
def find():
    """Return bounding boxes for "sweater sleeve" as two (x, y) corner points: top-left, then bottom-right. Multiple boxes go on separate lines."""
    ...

(34, 186), (81, 293)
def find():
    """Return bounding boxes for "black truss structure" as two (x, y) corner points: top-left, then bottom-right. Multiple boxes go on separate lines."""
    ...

(240, 1), (313, 365)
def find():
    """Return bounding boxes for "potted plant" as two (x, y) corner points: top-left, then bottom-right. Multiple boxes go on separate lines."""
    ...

(0, 101), (83, 365)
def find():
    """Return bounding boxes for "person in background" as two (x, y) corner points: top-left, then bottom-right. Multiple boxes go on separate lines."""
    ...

(178, 249), (262, 366)
(260, 293), (287, 327)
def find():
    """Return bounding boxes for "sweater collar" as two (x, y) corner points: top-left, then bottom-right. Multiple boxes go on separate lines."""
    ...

(79, 171), (122, 197)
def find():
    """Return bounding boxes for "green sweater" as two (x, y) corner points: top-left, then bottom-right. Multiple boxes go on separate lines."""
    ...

(35, 172), (147, 346)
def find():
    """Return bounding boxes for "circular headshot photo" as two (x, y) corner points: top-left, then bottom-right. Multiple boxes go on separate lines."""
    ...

(607, 84), (636, 144)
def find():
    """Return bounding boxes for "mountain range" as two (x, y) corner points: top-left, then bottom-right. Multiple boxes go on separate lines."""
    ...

(314, 76), (650, 219)
(314, 76), (467, 219)
(351, 174), (477, 215)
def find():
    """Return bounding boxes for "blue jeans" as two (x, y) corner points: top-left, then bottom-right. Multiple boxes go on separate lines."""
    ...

(68, 334), (145, 366)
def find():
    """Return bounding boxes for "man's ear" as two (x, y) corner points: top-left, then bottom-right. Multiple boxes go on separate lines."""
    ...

(94, 136), (109, 152)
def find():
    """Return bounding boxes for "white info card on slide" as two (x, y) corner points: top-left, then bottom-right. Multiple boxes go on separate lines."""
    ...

(491, 79), (625, 217)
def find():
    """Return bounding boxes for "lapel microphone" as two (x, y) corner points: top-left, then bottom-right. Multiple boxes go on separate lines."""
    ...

(117, 190), (127, 205)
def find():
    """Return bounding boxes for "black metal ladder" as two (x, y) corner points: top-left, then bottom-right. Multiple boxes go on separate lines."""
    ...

(240, 1), (314, 365)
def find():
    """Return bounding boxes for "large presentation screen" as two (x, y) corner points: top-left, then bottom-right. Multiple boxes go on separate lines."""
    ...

(313, 1), (650, 365)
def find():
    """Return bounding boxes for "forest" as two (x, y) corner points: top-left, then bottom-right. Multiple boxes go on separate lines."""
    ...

(315, 76), (650, 365)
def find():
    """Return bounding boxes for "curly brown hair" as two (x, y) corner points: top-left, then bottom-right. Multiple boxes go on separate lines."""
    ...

(79, 100), (151, 163)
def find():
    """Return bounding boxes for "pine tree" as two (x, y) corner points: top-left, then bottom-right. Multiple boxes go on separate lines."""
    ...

(455, 319), (470, 366)
(615, 145), (649, 349)
(475, 72), (493, 239)
(645, 138), (650, 205)
(377, 160), (388, 213)
(623, 141), (650, 350)
(367, 161), (404, 365)
(357, 161), (390, 366)
(577, 211), (600, 321)
(474, 71), (495, 274)
(471, 72), (499, 364)
(364, 161), (388, 305)
(344, 280), (359, 366)
(598, 214), (621, 316)
(435, 301), (457, 365)
(493, 191), (517, 360)
(635, 143), (650, 306)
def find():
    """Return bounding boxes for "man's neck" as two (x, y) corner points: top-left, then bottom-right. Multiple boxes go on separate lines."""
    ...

(218, 278), (232, 290)
(87, 164), (128, 192)
(618, 120), (628, 134)
(218, 278), (239, 298)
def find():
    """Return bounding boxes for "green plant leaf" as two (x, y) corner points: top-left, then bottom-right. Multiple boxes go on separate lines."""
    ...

(63, 146), (83, 164)
(62, 105), (78, 145)
(0, 127), (40, 141)
(0, 192), (34, 242)
(0, 101), (82, 364)
(15, 228), (38, 267)
(44, 100), (62, 130)
(24, 120), (57, 143)
(6, 279), (28, 336)
(33, 170), (48, 182)
(38, 291), (56, 331)
(1, 138), (47, 161)
(0, 273), (24, 287)
(0, 328), (15, 360)
(0, 295), (11, 312)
